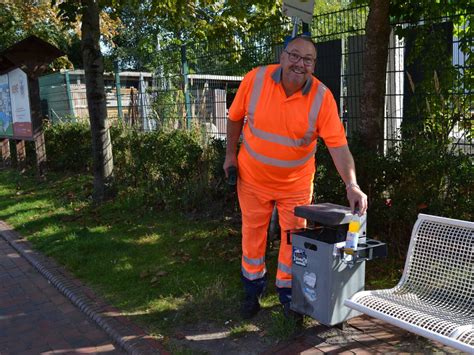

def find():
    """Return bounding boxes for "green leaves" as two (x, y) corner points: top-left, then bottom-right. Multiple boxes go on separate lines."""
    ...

(106, 0), (285, 70)
(54, 0), (83, 23)
(0, 2), (70, 54)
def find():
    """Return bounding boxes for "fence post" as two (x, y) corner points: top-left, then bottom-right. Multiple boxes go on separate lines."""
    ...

(34, 131), (46, 176)
(16, 140), (26, 170)
(114, 60), (123, 122)
(291, 17), (299, 37)
(1, 139), (11, 168)
(64, 70), (76, 119)
(302, 22), (310, 34)
(181, 44), (192, 129)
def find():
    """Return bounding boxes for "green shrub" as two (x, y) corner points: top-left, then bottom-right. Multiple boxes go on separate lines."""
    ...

(5, 121), (91, 171)
(313, 142), (347, 206)
(40, 122), (230, 212)
(35, 120), (472, 258)
(111, 125), (230, 211)
(369, 138), (472, 256)
(43, 120), (92, 172)
(316, 136), (473, 258)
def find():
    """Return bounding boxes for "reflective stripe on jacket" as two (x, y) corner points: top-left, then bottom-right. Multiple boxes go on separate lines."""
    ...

(242, 66), (327, 168)
(228, 64), (347, 191)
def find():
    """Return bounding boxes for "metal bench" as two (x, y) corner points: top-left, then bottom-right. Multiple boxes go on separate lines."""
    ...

(345, 213), (474, 353)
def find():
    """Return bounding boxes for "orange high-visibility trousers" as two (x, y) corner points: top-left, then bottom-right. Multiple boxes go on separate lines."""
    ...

(238, 179), (313, 289)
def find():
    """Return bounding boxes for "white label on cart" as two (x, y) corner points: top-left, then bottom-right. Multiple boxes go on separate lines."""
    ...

(333, 241), (346, 257)
(304, 286), (317, 302)
(303, 271), (317, 288)
(293, 248), (307, 267)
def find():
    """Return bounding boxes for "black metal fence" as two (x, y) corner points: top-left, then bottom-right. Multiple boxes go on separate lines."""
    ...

(38, 6), (473, 154)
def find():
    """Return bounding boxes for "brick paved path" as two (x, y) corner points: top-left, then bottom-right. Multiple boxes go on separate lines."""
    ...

(262, 315), (459, 354)
(0, 237), (125, 354)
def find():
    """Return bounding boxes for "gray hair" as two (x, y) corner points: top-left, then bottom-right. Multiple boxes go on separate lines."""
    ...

(285, 35), (317, 57)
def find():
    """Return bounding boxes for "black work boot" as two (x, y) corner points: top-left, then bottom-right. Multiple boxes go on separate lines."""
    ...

(240, 294), (261, 319)
(240, 274), (266, 319)
(282, 302), (303, 325)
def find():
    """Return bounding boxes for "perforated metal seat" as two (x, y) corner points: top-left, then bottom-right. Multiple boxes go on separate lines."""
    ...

(345, 214), (474, 353)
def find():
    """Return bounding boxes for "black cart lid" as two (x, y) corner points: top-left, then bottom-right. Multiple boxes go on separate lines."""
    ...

(294, 203), (353, 225)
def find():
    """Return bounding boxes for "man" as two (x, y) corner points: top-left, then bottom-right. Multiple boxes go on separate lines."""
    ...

(223, 35), (368, 319)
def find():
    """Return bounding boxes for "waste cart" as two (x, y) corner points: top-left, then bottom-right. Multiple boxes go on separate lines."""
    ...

(290, 203), (387, 326)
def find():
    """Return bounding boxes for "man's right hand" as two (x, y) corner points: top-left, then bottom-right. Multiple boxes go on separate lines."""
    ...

(223, 155), (237, 178)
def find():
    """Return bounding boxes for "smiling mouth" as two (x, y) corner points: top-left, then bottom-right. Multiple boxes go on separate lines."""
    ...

(290, 66), (305, 75)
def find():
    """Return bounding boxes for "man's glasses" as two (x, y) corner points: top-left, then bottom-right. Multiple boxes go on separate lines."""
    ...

(284, 50), (315, 66)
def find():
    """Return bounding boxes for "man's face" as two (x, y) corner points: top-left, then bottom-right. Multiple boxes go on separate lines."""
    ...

(280, 38), (316, 89)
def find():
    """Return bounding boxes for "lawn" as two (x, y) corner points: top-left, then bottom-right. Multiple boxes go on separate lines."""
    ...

(0, 169), (402, 350)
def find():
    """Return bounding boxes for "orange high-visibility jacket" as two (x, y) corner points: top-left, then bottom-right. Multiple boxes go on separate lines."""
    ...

(229, 64), (347, 192)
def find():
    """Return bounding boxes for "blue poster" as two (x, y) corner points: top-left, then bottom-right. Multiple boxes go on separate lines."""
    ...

(0, 74), (13, 137)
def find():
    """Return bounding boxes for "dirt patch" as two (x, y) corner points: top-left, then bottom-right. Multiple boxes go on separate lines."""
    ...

(162, 312), (455, 354)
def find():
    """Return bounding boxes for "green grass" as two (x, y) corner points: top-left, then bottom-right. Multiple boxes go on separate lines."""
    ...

(0, 168), (403, 345)
(0, 169), (248, 336)
(267, 310), (300, 340)
(229, 323), (259, 338)
(366, 257), (404, 289)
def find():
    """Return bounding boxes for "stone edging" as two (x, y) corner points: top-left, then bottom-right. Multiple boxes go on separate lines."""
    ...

(0, 221), (167, 355)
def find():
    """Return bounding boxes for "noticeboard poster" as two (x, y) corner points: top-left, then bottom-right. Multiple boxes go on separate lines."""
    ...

(0, 74), (13, 137)
(8, 68), (32, 138)
(282, 0), (315, 24)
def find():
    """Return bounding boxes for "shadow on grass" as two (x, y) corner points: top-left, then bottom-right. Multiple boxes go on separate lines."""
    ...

(0, 169), (249, 337)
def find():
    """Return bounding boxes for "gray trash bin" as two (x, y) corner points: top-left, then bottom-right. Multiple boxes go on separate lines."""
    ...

(290, 203), (386, 326)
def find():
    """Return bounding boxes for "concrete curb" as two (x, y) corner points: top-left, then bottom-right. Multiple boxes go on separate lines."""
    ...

(0, 221), (167, 355)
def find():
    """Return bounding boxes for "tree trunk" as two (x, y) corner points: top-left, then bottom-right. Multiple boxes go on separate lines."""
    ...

(81, 0), (114, 203)
(360, 0), (391, 153)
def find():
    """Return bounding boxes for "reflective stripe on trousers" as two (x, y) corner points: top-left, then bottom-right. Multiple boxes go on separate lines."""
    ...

(238, 179), (312, 288)
(241, 267), (267, 281)
(276, 279), (292, 288)
(241, 255), (266, 281)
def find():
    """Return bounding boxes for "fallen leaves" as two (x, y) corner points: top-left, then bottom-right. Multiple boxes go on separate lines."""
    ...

(139, 266), (169, 286)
